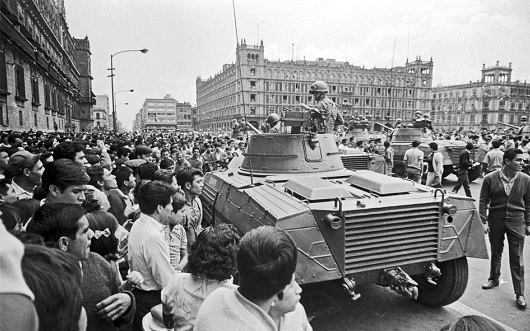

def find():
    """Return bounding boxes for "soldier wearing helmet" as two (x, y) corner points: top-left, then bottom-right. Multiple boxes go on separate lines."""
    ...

(518, 115), (530, 138)
(265, 113), (281, 133)
(309, 81), (344, 134)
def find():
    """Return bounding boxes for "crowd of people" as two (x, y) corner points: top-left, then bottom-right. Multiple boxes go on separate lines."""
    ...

(1, 78), (528, 330)
(0, 129), (313, 331)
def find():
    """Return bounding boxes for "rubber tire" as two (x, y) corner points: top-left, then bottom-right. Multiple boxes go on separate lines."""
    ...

(468, 166), (481, 182)
(415, 257), (469, 307)
(393, 163), (406, 178)
(442, 165), (454, 178)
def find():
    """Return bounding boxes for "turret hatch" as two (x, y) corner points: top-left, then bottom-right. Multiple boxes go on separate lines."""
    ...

(283, 176), (351, 201)
(345, 170), (415, 195)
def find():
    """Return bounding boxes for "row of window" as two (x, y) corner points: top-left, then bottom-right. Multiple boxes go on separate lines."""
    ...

(11, 63), (69, 113)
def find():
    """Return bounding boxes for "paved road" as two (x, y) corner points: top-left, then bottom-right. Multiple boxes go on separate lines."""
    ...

(308, 175), (530, 331)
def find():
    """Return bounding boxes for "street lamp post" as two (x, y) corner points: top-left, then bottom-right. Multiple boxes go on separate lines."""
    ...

(112, 89), (134, 132)
(109, 49), (148, 132)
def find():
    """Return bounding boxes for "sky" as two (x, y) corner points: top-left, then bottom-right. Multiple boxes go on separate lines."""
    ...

(64, 0), (530, 130)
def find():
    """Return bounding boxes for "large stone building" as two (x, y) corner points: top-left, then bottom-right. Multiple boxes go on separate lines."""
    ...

(430, 62), (530, 131)
(137, 94), (193, 132)
(93, 95), (108, 131)
(0, 0), (94, 133)
(196, 40), (434, 132)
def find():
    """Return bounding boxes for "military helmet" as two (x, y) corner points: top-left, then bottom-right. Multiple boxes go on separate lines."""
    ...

(266, 113), (280, 125)
(309, 81), (328, 94)
(396, 118), (403, 122)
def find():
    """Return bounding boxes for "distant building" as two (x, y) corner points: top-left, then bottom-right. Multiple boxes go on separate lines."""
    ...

(0, 0), (94, 132)
(196, 40), (434, 132)
(138, 94), (192, 132)
(431, 62), (530, 131)
(93, 95), (109, 131)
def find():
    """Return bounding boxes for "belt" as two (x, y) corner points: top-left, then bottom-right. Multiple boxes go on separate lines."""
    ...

(407, 166), (421, 171)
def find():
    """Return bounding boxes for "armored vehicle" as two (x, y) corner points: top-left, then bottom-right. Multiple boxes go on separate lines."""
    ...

(390, 121), (481, 182)
(201, 116), (488, 309)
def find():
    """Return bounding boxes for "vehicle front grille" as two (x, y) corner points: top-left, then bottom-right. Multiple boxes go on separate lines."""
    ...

(343, 201), (440, 274)
(341, 155), (369, 170)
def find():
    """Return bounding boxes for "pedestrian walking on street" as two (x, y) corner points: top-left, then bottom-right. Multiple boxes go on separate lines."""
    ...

(403, 140), (424, 183)
(482, 140), (504, 175)
(452, 142), (478, 197)
(479, 148), (530, 309)
(425, 142), (443, 188)
(383, 140), (394, 174)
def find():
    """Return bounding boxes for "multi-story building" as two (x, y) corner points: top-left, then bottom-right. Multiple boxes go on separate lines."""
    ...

(138, 94), (192, 132)
(431, 62), (530, 131)
(93, 95), (108, 131)
(0, 0), (94, 133)
(176, 101), (193, 131)
(196, 40), (434, 132)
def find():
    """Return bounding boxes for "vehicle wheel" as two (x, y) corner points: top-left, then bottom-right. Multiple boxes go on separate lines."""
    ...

(468, 166), (481, 182)
(415, 257), (468, 307)
(442, 165), (454, 178)
(393, 163), (405, 178)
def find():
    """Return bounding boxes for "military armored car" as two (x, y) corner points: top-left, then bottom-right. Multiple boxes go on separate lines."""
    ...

(201, 124), (488, 309)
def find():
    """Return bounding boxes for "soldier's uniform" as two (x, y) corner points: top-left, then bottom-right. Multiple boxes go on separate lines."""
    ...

(314, 97), (344, 134)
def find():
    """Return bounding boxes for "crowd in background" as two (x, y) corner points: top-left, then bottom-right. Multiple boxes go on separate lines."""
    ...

(0, 122), (522, 331)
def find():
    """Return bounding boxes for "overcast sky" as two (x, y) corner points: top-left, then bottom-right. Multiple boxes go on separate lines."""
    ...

(64, 0), (530, 130)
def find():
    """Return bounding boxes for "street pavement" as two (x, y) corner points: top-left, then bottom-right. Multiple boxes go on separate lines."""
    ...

(309, 175), (530, 331)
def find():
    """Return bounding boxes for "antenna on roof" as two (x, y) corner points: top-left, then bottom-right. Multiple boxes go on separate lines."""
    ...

(232, 0), (254, 186)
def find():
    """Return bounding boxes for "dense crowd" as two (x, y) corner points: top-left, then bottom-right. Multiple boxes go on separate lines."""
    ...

(0, 122), (523, 331)
(0, 129), (312, 331)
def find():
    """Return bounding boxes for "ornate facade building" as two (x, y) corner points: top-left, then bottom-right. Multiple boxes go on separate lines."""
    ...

(196, 40), (434, 132)
(137, 94), (192, 132)
(0, 0), (94, 132)
(430, 62), (530, 131)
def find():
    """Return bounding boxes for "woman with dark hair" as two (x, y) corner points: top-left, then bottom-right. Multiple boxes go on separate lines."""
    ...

(145, 223), (240, 331)
(194, 226), (312, 331)
(86, 210), (142, 291)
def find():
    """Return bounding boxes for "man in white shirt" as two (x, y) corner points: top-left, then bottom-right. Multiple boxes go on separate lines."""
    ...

(128, 180), (176, 331)
(425, 142), (444, 188)
(403, 140), (424, 183)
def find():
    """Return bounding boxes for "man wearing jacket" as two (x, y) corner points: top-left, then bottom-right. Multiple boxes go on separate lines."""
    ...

(479, 148), (530, 309)
(425, 142), (443, 188)
(452, 142), (478, 197)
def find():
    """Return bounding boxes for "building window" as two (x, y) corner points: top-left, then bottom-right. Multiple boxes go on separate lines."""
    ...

(250, 107), (256, 115)
(283, 95), (288, 103)
(482, 114), (488, 123)
(250, 81), (256, 89)
(31, 77), (40, 106)
(250, 94), (256, 102)
(0, 101), (6, 126)
(15, 65), (27, 101)
(34, 113), (37, 127)
(96, 113), (100, 119)
(0, 52), (7, 94)
(46, 117), (49, 129)
(498, 114), (504, 122)
(44, 84), (51, 109)
(19, 111), (23, 127)
(250, 68), (256, 75)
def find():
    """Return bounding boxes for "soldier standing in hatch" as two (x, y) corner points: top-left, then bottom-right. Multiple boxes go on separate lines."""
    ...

(264, 113), (281, 133)
(309, 81), (344, 134)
